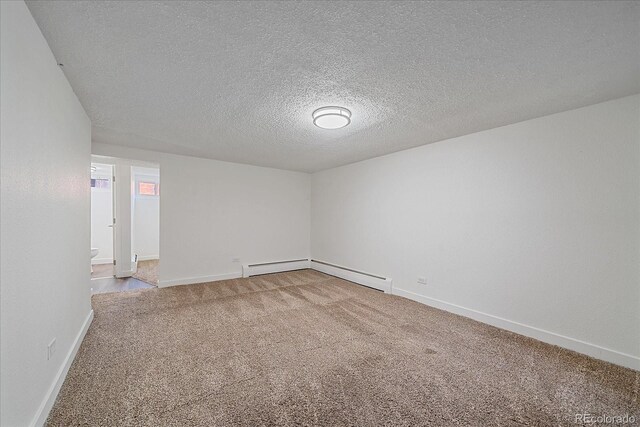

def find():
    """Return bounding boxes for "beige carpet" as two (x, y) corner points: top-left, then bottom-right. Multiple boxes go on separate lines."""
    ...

(133, 259), (158, 286)
(47, 270), (638, 426)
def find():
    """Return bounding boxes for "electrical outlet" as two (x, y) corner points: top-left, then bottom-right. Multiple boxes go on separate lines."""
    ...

(417, 277), (427, 285)
(47, 338), (56, 360)
(232, 258), (240, 263)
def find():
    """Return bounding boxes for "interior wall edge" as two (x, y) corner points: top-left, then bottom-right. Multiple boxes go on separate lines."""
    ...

(1, 1), (93, 425)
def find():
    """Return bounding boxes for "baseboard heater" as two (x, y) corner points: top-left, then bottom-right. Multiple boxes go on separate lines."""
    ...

(310, 260), (392, 293)
(242, 259), (311, 278)
(242, 258), (392, 293)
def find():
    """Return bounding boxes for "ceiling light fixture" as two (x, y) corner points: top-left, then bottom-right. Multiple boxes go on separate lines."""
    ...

(312, 106), (351, 129)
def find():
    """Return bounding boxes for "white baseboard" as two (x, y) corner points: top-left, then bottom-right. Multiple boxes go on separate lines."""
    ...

(91, 257), (112, 265)
(393, 288), (639, 371)
(157, 272), (242, 288)
(31, 309), (94, 427)
(136, 255), (159, 262)
(242, 259), (310, 278)
(310, 260), (392, 293)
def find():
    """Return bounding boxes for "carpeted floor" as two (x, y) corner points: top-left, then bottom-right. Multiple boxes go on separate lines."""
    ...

(133, 259), (159, 286)
(47, 270), (638, 426)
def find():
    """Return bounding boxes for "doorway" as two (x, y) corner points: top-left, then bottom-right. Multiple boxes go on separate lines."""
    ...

(90, 163), (114, 279)
(131, 166), (160, 286)
(90, 159), (160, 293)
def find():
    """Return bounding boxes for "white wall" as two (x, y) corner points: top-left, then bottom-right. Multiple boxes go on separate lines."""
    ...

(1, 2), (93, 426)
(132, 167), (160, 261)
(92, 144), (311, 286)
(311, 95), (640, 369)
(90, 166), (113, 264)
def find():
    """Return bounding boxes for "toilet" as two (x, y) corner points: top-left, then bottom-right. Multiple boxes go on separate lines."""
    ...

(91, 248), (99, 273)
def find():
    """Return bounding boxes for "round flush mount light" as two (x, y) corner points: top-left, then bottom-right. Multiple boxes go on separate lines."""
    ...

(312, 106), (351, 129)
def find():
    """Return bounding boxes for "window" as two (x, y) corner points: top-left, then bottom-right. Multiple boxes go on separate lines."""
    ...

(138, 181), (159, 196)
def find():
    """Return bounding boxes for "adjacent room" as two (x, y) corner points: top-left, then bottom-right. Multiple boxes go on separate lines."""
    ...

(89, 159), (160, 293)
(1, 1), (639, 426)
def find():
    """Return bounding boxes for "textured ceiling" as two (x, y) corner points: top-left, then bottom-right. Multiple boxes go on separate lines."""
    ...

(27, 1), (640, 172)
